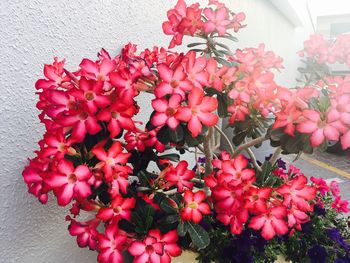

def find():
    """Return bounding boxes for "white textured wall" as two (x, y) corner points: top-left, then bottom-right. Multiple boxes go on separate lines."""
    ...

(0, 0), (310, 262)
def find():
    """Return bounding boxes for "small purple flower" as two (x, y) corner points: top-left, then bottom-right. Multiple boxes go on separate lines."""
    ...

(328, 228), (349, 250)
(198, 157), (206, 164)
(314, 205), (326, 216)
(308, 245), (327, 263)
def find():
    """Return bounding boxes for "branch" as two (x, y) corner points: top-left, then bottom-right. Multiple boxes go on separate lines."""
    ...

(246, 147), (262, 172)
(203, 127), (214, 175)
(232, 135), (269, 157)
(214, 125), (234, 155)
(269, 146), (282, 165)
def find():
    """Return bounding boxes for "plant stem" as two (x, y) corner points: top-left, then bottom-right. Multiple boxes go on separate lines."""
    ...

(214, 125), (234, 155)
(246, 147), (262, 172)
(269, 146), (282, 165)
(203, 127), (214, 175)
(232, 135), (268, 157)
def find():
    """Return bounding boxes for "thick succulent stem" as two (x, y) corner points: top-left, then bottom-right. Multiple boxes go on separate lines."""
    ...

(204, 127), (214, 175)
(232, 135), (269, 158)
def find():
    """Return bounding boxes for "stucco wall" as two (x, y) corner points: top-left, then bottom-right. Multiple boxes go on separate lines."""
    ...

(0, 1), (310, 262)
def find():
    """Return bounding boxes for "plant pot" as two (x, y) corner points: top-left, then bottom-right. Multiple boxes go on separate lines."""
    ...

(172, 250), (199, 263)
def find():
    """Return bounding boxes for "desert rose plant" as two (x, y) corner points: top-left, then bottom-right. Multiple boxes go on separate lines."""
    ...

(23, 0), (350, 262)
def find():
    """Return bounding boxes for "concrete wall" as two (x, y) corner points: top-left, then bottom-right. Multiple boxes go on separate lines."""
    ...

(0, 0), (311, 262)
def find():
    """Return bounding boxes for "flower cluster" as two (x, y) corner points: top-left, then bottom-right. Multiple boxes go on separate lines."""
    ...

(205, 152), (317, 240)
(163, 0), (246, 48)
(299, 34), (350, 66)
(22, 0), (350, 262)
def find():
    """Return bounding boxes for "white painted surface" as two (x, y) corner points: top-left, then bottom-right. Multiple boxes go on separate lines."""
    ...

(0, 0), (311, 262)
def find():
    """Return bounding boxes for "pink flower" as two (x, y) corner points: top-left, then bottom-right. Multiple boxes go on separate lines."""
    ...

(128, 229), (181, 263)
(151, 94), (183, 129)
(273, 107), (302, 136)
(180, 190), (211, 223)
(165, 160), (195, 192)
(185, 51), (208, 88)
(155, 64), (192, 98)
(92, 141), (131, 178)
(109, 68), (138, 104)
(22, 157), (50, 204)
(67, 216), (100, 250)
(35, 57), (70, 90)
(277, 175), (316, 212)
(79, 58), (115, 85)
(69, 77), (110, 114)
(176, 87), (218, 137)
(97, 101), (137, 138)
(245, 187), (272, 214)
(219, 155), (255, 187)
(46, 160), (92, 206)
(97, 225), (127, 263)
(41, 130), (76, 159)
(248, 206), (288, 240)
(310, 176), (329, 196)
(203, 7), (231, 36)
(128, 234), (163, 263)
(331, 196), (349, 213)
(329, 180), (341, 197)
(96, 195), (136, 223)
(297, 109), (340, 147)
(286, 204), (310, 230)
(57, 108), (101, 142)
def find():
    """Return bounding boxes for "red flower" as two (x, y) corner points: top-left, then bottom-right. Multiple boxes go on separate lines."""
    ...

(331, 196), (349, 213)
(203, 7), (231, 36)
(249, 206), (288, 240)
(297, 109), (340, 147)
(151, 94), (183, 129)
(46, 160), (92, 206)
(57, 108), (101, 142)
(96, 195), (136, 223)
(245, 187), (272, 214)
(97, 225), (127, 263)
(176, 87), (218, 137)
(92, 141), (131, 178)
(69, 77), (110, 114)
(181, 190), (210, 223)
(165, 160), (195, 192)
(219, 155), (255, 187)
(128, 229), (181, 263)
(35, 57), (70, 90)
(67, 216), (100, 250)
(155, 64), (192, 99)
(97, 101), (137, 138)
(277, 175), (316, 212)
(310, 176), (329, 196)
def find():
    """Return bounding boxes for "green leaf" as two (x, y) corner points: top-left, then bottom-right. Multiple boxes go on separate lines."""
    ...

(166, 214), (179, 224)
(223, 33), (238, 42)
(187, 42), (205, 48)
(158, 153), (180, 162)
(160, 198), (177, 213)
(308, 97), (320, 111)
(214, 56), (232, 67)
(217, 94), (229, 118)
(187, 221), (210, 249)
(216, 42), (231, 51)
(168, 125), (184, 142)
(157, 126), (170, 145)
(177, 221), (188, 237)
(190, 49), (204, 53)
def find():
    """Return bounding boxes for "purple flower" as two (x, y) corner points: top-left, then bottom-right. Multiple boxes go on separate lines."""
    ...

(328, 228), (349, 250)
(198, 157), (206, 163)
(308, 245), (327, 263)
(314, 205), (326, 216)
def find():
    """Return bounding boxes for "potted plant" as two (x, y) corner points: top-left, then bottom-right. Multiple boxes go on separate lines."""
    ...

(23, 1), (350, 262)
